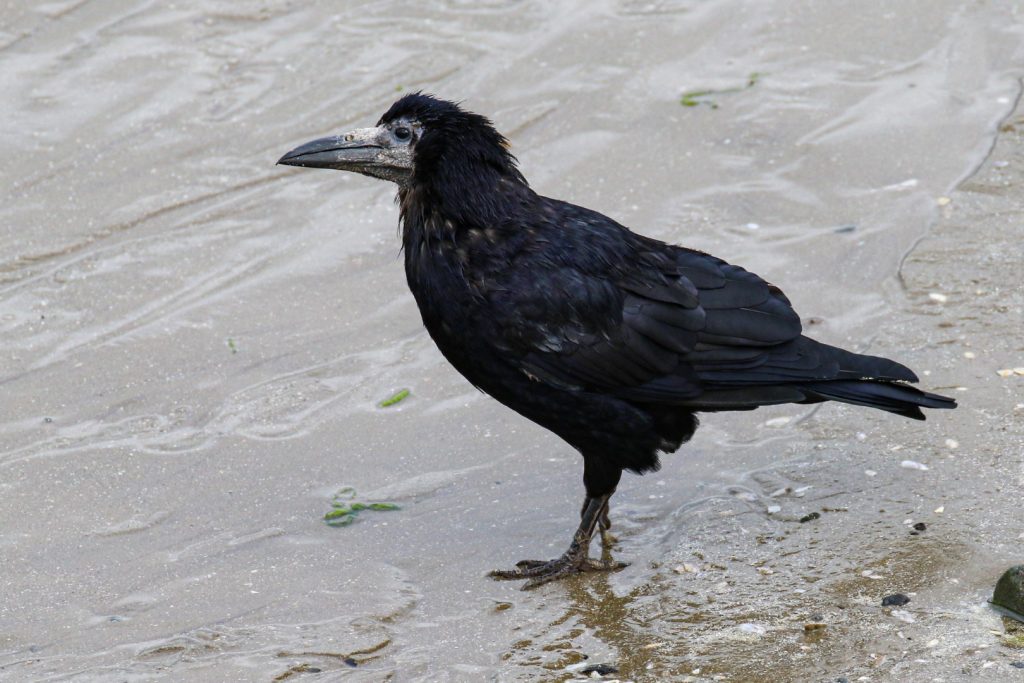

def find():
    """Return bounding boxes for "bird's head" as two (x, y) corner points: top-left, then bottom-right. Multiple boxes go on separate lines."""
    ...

(278, 93), (524, 190)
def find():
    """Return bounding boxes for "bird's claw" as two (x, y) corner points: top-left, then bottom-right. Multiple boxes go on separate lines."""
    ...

(489, 554), (628, 589)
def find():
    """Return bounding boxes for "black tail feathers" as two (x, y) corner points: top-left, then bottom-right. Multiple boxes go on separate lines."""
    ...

(803, 380), (957, 420)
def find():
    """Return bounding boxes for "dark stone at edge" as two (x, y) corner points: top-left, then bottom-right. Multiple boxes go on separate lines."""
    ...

(882, 593), (911, 607)
(992, 565), (1024, 618)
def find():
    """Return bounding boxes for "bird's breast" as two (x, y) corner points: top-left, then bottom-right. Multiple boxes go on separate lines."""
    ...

(403, 235), (485, 351)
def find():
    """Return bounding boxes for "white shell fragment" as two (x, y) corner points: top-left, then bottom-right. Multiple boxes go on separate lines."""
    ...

(900, 460), (930, 471)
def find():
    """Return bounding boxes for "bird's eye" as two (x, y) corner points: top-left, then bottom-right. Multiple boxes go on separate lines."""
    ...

(394, 126), (412, 141)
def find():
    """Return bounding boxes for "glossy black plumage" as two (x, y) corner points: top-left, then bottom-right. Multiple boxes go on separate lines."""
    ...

(279, 94), (956, 586)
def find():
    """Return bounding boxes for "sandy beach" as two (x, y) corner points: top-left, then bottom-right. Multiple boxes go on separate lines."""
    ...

(2, 1), (1023, 680)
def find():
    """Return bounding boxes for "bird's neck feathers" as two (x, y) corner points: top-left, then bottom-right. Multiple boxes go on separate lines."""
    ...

(397, 124), (532, 246)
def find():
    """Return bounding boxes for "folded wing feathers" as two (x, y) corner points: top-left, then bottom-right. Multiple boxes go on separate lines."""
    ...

(522, 244), (934, 411)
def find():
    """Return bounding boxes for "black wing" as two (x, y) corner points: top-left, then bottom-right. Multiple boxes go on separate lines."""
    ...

(483, 202), (816, 404)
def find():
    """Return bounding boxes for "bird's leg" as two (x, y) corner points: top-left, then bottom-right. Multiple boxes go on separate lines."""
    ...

(597, 498), (617, 547)
(489, 493), (627, 589)
(582, 495), (616, 547)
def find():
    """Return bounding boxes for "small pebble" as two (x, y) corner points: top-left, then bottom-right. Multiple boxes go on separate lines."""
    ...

(882, 593), (911, 607)
(926, 639), (939, 648)
(343, 657), (358, 667)
(766, 504), (781, 514)
(1016, 367), (1024, 376)
(934, 506), (944, 513)
(1010, 662), (1024, 669)
(928, 292), (948, 303)
(998, 369), (1016, 378)
(804, 622), (827, 631)
(577, 663), (618, 676)
(865, 469), (877, 477)
(738, 623), (766, 635)
(913, 522), (927, 532)
(900, 460), (930, 471)
(936, 196), (952, 206)
(800, 512), (821, 523)
(963, 351), (976, 359)
(945, 439), (959, 450)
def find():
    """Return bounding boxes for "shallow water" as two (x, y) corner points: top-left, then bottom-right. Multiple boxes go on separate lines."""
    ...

(2, 1), (1024, 681)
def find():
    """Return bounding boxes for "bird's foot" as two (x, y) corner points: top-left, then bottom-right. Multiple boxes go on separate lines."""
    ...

(489, 552), (627, 589)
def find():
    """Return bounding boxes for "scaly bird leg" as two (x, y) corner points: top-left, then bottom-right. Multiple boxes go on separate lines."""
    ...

(489, 493), (627, 589)
(585, 493), (614, 548)
(596, 497), (617, 547)
(579, 495), (616, 547)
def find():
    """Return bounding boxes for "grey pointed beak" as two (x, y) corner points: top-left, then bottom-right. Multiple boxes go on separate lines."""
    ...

(277, 127), (384, 170)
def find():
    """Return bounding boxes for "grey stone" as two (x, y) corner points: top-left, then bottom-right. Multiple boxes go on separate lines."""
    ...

(992, 565), (1024, 619)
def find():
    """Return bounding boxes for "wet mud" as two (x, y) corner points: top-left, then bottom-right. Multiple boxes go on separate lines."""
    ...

(2, 1), (1024, 681)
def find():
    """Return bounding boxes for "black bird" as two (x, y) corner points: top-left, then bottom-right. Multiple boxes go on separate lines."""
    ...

(278, 94), (956, 588)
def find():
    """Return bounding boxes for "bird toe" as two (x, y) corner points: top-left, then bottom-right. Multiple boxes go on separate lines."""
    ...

(488, 553), (627, 588)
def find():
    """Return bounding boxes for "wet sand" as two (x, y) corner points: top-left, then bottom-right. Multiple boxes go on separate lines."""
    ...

(2, 1), (1023, 681)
